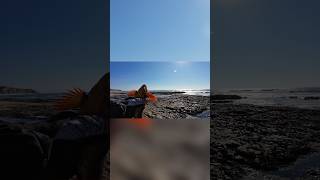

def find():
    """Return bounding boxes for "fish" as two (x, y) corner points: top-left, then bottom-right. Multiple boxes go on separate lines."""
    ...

(54, 73), (109, 116)
(53, 75), (155, 180)
(127, 84), (157, 102)
(54, 74), (155, 129)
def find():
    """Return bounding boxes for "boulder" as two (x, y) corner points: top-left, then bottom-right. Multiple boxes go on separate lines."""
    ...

(0, 122), (50, 180)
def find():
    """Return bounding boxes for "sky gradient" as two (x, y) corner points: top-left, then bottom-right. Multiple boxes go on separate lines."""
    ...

(2, 0), (319, 92)
(212, 0), (320, 89)
(111, 0), (210, 62)
(111, 62), (210, 90)
(110, 0), (210, 90)
(1, 0), (108, 93)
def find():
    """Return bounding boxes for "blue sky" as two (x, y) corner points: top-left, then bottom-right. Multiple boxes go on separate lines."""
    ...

(0, 0), (107, 93)
(111, 0), (210, 62)
(110, 0), (210, 90)
(2, 0), (319, 92)
(111, 62), (210, 90)
(213, 0), (320, 89)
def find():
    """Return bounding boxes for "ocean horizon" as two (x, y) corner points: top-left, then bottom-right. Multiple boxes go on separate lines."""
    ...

(1, 87), (319, 109)
(110, 61), (210, 91)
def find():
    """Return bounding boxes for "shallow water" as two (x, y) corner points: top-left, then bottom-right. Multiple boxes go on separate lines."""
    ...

(182, 90), (210, 96)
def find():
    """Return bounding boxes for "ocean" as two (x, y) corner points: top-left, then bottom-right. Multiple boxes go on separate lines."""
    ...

(1, 87), (319, 110)
(150, 89), (210, 97)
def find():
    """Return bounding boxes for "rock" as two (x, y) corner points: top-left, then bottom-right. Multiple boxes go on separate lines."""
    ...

(110, 98), (146, 118)
(303, 168), (320, 179)
(0, 113), (107, 180)
(211, 95), (242, 100)
(0, 122), (50, 180)
(46, 114), (107, 180)
(304, 96), (320, 100)
(211, 103), (320, 178)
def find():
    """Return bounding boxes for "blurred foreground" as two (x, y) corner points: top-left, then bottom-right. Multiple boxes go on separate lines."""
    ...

(110, 119), (210, 180)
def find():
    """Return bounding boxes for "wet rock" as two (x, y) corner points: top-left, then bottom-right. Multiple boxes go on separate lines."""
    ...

(211, 95), (242, 100)
(303, 168), (320, 179)
(211, 103), (320, 178)
(304, 96), (320, 100)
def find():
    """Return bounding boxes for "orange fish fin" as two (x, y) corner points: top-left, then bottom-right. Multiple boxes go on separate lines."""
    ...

(55, 88), (86, 111)
(146, 92), (157, 102)
(127, 90), (137, 97)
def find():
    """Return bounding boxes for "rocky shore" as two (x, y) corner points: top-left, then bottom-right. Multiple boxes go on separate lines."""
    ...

(112, 91), (320, 179)
(144, 94), (210, 119)
(211, 103), (320, 179)
(0, 101), (56, 120)
(0, 91), (320, 179)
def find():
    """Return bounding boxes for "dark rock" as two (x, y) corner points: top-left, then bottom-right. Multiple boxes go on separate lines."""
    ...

(211, 94), (242, 100)
(0, 112), (108, 180)
(0, 123), (50, 180)
(212, 100), (233, 103)
(303, 168), (320, 179)
(46, 115), (107, 180)
(304, 96), (320, 100)
(110, 98), (146, 118)
(211, 103), (320, 178)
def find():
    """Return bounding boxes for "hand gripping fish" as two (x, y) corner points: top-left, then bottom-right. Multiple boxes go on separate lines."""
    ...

(53, 73), (156, 180)
(54, 74), (156, 129)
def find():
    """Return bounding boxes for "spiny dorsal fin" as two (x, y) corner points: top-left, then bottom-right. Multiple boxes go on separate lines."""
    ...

(55, 88), (86, 111)
(54, 73), (109, 116)
(128, 84), (157, 102)
(81, 73), (109, 115)
(128, 84), (148, 98)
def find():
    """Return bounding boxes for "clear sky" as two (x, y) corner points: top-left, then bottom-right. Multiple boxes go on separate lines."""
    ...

(111, 0), (210, 62)
(110, 0), (210, 90)
(2, 0), (319, 92)
(0, 0), (107, 93)
(111, 62), (210, 90)
(213, 0), (320, 89)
